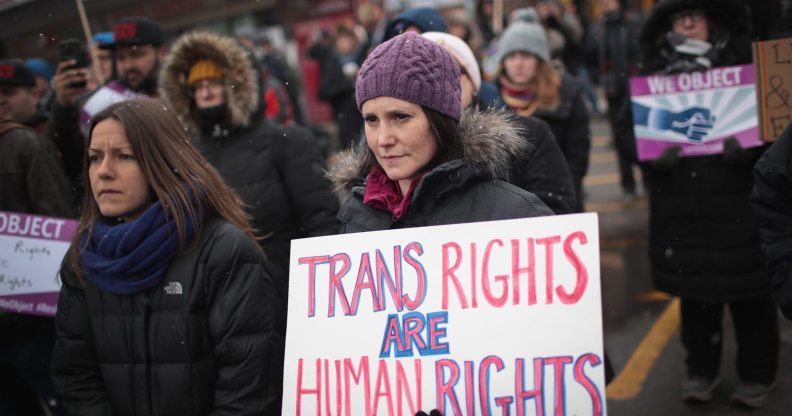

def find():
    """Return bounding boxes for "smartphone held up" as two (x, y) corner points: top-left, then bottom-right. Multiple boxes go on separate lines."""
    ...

(58, 38), (88, 88)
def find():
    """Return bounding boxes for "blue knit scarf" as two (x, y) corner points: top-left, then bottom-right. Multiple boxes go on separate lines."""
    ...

(80, 199), (197, 295)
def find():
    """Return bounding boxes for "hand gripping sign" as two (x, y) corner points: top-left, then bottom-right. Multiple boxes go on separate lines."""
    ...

(630, 64), (762, 160)
(0, 211), (78, 317)
(283, 213), (607, 416)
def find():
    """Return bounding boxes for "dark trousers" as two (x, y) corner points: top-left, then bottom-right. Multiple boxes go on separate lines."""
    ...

(680, 295), (779, 384)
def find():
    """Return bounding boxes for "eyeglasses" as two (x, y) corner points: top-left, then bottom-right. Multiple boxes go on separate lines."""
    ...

(188, 78), (225, 96)
(671, 10), (705, 25)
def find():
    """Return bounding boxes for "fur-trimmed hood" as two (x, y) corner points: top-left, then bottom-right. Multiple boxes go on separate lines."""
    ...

(159, 31), (259, 133)
(327, 108), (531, 199)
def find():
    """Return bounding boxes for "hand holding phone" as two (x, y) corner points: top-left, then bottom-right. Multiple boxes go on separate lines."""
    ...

(59, 39), (88, 88)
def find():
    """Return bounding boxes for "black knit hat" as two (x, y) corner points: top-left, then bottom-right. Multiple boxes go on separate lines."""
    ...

(0, 60), (36, 87)
(112, 16), (164, 48)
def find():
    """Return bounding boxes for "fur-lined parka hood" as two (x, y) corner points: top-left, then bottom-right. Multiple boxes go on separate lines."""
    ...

(159, 31), (259, 133)
(328, 108), (531, 199)
(638, 0), (752, 60)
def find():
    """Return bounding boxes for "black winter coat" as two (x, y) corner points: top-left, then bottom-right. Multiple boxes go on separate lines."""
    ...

(160, 32), (340, 301)
(52, 218), (285, 416)
(193, 120), (340, 298)
(328, 109), (553, 232)
(508, 115), (578, 215)
(0, 121), (72, 217)
(531, 75), (591, 212)
(308, 41), (364, 148)
(639, 0), (770, 301)
(752, 124), (792, 318)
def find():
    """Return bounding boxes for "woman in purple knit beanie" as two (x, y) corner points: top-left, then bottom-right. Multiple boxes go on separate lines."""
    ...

(328, 31), (552, 236)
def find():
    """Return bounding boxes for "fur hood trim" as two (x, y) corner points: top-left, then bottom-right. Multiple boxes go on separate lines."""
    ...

(327, 108), (530, 197)
(639, 0), (751, 50)
(159, 31), (259, 132)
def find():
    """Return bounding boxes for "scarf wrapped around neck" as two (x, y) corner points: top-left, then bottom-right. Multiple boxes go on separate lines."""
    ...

(662, 32), (728, 75)
(363, 166), (421, 221)
(499, 74), (540, 117)
(80, 198), (198, 295)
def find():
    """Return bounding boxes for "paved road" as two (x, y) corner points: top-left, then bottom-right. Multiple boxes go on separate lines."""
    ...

(585, 115), (792, 415)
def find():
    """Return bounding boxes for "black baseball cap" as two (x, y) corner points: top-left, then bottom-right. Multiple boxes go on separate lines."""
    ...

(0, 60), (36, 87)
(109, 16), (164, 49)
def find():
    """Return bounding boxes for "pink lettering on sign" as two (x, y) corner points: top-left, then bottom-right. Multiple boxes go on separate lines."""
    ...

(298, 242), (428, 318)
(441, 232), (591, 310)
(295, 357), (423, 416)
(435, 354), (604, 416)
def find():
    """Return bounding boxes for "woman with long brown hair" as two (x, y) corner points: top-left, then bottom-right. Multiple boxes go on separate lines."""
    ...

(51, 99), (284, 415)
(495, 21), (591, 212)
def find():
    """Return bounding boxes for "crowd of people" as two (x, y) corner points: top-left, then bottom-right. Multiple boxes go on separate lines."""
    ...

(1, 0), (791, 413)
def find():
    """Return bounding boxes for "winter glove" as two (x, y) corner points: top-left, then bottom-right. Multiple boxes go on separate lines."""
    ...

(651, 146), (681, 172)
(722, 136), (753, 166)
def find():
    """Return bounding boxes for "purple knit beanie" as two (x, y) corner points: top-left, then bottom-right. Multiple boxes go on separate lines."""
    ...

(356, 32), (461, 122)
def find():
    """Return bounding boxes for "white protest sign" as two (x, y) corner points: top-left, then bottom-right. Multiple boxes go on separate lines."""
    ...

(0, 211), (78, 317)
(283, 213), (606, 416)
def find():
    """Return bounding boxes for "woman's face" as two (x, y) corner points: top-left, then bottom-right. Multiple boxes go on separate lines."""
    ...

(362, 96), (438, 195)
(88, 119), (152, 220)
(503, 51), (539, 85)
(671, 9), (709, 42)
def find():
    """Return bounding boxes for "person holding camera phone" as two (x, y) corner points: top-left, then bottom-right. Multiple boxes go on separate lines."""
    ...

(51, 16), (167, 211)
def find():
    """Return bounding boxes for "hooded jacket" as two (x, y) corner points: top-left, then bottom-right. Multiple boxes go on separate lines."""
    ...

(638, 0), (770, 301)
(328, 109), (553, 232)
(638, 0), (753, 75)
(160, 32), (339, 299)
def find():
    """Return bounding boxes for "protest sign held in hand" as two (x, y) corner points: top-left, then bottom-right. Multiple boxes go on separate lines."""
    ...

(753, 37), (792, 141)
(0, 211), (78, 317)
(630, 64), (761, 161)
(283, 213), (606, 416)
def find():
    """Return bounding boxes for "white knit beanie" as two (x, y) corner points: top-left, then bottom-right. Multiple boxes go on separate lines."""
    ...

(497, 22), (550, 63)
(421, 31), (482, 93)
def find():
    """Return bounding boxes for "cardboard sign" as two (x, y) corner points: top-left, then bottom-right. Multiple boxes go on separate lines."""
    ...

(630, 64), (761, 160)
(753, 37), (792, 141)
(283, 213), (606, 416)
(0, 211), (78, 317)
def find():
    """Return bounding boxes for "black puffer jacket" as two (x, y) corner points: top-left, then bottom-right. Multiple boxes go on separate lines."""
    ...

(508, 114), (577, 214)
(752, 124), (792, 318)
(639, 0), (770, 301)
(328, 109), (553, 231)
(52, 218), (284, 416)
(160, 32), (339, 299)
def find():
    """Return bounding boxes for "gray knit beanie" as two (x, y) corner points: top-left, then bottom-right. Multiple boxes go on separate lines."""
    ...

(497, 22), (550, 63)
(356, 32), (461, 122)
